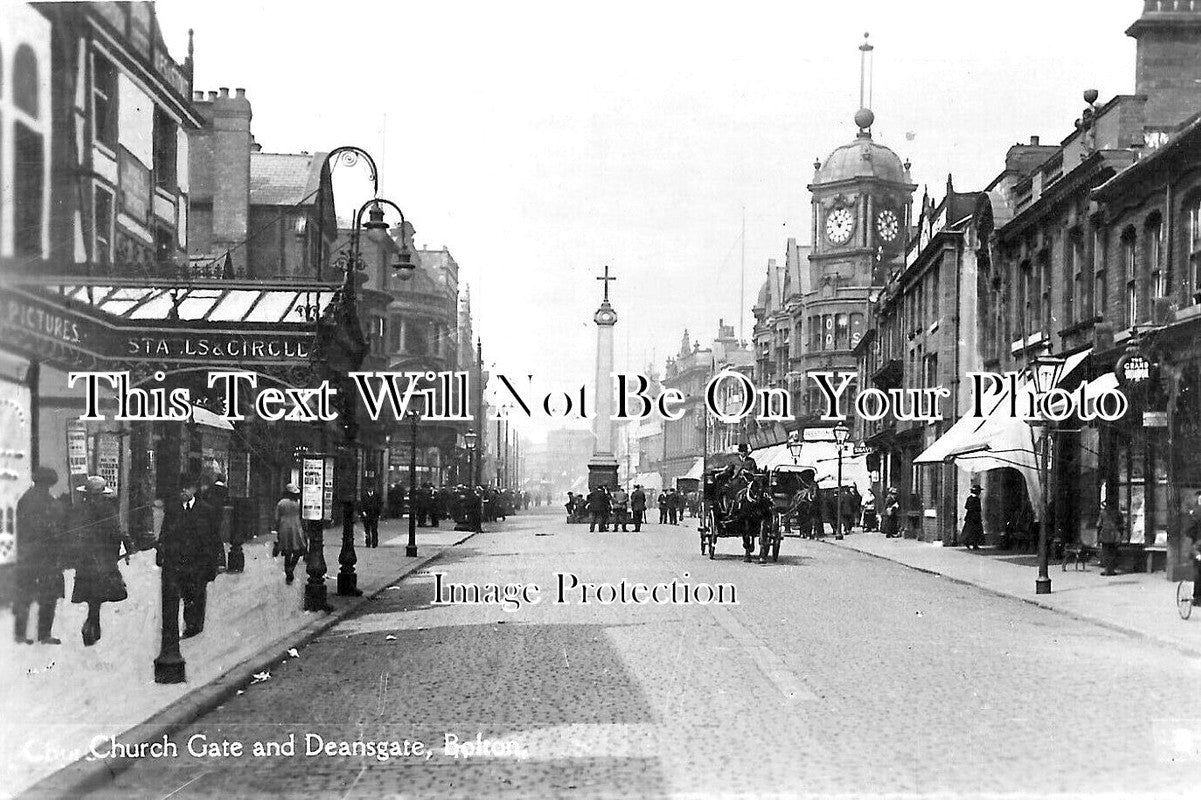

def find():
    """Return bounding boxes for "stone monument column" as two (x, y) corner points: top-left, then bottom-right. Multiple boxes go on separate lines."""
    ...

(588, 266), (620, 489)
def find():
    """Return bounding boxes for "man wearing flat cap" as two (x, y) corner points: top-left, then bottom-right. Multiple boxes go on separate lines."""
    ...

(14, 467), (65, 644)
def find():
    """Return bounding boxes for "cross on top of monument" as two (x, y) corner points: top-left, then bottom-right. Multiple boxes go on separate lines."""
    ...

(597, 265), (616, 303)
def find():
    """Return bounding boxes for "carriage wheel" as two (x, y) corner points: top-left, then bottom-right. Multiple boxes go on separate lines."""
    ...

(1179, 580), (1194, 620)
(699, 528), (708, 555)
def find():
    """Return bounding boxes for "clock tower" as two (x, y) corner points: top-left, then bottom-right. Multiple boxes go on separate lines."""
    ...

(796, 34), (915, 424)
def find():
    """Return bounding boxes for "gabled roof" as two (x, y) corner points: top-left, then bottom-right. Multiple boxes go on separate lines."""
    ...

(250, 152), (327, 207)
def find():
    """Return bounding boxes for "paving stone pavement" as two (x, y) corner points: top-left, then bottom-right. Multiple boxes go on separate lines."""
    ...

(61, 510), (1201, 799)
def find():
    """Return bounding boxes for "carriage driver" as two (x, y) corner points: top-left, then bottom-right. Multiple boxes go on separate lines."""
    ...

(736, 443), (758, 476)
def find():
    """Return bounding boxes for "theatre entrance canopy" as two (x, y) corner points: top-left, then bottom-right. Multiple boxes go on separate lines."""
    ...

(1, 277), (348, 386)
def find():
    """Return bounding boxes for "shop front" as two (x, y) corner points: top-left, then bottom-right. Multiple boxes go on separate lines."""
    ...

(0, 277), (348, 560)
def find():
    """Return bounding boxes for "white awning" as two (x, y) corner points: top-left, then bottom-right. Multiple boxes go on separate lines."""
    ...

(681, 457), (705, 481)
(190, 405), (234, 431)
(752, 441), (870, 492)
(633, 472), (662, 491)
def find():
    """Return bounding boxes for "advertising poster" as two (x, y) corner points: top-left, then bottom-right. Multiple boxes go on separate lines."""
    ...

(301, 456), (324, 521)
(0, 390), (31, 565)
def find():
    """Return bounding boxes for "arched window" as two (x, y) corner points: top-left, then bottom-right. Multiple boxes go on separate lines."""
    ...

(13, 45), (37, 116)
(1121, 227), (1138, 327)
(1188, 196), (1201, 305)
(1146, 212), (1165, 303)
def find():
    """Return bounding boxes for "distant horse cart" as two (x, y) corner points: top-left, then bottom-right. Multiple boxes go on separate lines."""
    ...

(767, 464), (820, 545)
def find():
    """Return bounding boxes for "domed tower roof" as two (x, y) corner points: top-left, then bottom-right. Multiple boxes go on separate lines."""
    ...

(815, 126), (908, 185)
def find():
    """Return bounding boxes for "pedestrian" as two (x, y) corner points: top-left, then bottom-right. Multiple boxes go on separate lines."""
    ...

(273, 483), (307, 583)
(962, 485), (985, 550)
(882, 489), (900, 538)
(13, 467), (65, 645)
(360, 486), (383, 548)
(658, 490), (670, 524)
(157, 474), (223, 638)
(667, 489), (679, 525)
(611, 485), (630, 532)
(70, 476), (133, 646)
(1186, 490), (1201, 606)
(1096, 498), (1124, 576)
(861, 492), (877, 532)
(565, 492), (576, 523)
(586, 485), (610, 532)
(630, 484), (647, 532)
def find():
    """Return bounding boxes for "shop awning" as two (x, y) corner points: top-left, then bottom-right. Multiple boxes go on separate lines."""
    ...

(1, 280), (343, 378)
(681, 457), (706, 481)
(750, 441), (871, 492)
(912, 350), (1088, 468)
(633, 472), (662, 491)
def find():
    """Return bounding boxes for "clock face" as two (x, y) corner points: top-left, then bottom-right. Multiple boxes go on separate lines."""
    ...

(876, 209), (899, 242)
(825, 207), (855, 245)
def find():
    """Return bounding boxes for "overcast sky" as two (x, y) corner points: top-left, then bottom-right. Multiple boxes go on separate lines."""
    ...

(156, 1), (1139, 440)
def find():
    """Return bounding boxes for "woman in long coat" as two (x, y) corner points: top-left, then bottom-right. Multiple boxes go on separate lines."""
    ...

(1096, 498), (1125, 576)
(70, 476), (133, 646)
(274, 483), (307, 584)
(962, 486), (985, 550)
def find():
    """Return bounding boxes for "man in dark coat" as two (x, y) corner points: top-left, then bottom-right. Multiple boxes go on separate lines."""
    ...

(667, 489), (679, 525)
(14, 467), (65, 644)
(360, 487), (383, 548)
(658, 490), (670, 524)
(630, 485), (647, 532)
(158, 474), (223, 638)
(586, 486), (610, 532)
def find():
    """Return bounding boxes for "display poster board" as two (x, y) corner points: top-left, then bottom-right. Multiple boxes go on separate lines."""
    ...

(66, 420), (88, 500)
(323, 457), (335, 522)
(97, 434), (121, 495)
(228, 452), (250, 498)
(301, 457), (324, 521)
(0, 390), (32, 565)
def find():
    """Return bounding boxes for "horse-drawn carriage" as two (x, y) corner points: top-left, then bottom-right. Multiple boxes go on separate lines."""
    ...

(699, 454), (779, 562)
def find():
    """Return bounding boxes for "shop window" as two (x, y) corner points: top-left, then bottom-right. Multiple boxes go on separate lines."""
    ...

(850, 312), (864, 348)
(1116, 429), (1168, 546)
(93, 186), (114, 265)
(153, 107), (177, 191)
(92, 52), (118, 151)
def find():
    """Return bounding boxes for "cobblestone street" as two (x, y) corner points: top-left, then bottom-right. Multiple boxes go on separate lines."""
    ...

(57, 509), (1201, 799)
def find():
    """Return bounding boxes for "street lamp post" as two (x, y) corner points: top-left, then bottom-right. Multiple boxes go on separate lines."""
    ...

(335, 197), (414, 597)
(465, 429), (481, 532)
(406, 408), (420, 557)
(833, 423), (850, 540)
(787, 432), (803, 464)
(1028, 352), (1066, 595)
